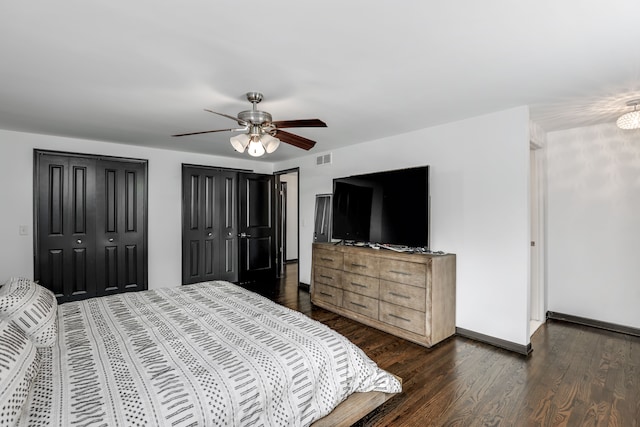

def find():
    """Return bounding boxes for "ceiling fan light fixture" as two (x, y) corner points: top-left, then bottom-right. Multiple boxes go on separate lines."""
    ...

(247, 139), (266, 157)
(262, 134), (280, 154)
(174, 92), (324, 156)
(616, 99), (640, 130)
(230, 134), (250, 152)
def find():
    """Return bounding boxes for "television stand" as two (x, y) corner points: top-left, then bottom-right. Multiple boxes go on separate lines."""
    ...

(311, 242), (456, 348)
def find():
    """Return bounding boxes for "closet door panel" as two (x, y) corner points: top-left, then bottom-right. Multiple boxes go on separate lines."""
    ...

(218, 171), (238, 281)
(68, 160), (97, 299)
(96, 160), (147, 296)
(36, 153), (96, 301)
(124, 244), (139, 286)
(182, 166), (238, 284)
(46, 250), (64, 296)
(202, 174), (217, 277)
(71, 247), (89, 295)
(121, 166), (146, 291)
(101, 166), (119, 293)
(188, 240), (200, 278)
(104, 246), (119, 292)
(238, 173), (276, 284)
(183, 169), (212, 283)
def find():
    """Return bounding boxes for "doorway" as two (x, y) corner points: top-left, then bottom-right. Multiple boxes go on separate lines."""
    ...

(530, 143), (545, 337)
(275, 168), (299, 286)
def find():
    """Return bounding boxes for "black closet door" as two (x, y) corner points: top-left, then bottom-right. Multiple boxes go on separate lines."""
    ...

(182, 166), (238, 284)
(218, 171), (239, 281)
(238, 173), (276, 284)
(36, 153), (97, 301)
(95, 160), (147, 296)
(35, 151), (147, 303)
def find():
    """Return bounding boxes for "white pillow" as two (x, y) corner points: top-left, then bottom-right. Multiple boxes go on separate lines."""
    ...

(0, 319), (41, 426)
(0, 278), (58, 347)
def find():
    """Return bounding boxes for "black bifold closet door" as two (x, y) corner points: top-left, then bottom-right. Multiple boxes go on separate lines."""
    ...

(182, 165), (276, 285)
(34, 150), (148, 303)
(182, 166), (239, 284)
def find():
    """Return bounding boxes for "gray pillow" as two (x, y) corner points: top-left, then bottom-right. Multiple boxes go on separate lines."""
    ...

(0, 278), (58, 347)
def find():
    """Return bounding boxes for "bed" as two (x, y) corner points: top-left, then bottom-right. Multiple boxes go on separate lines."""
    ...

(0, 277), (401, 426)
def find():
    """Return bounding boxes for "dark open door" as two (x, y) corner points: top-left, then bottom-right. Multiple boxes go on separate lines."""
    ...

(182, 166), (238, 284)
(238, 173), (276, 284)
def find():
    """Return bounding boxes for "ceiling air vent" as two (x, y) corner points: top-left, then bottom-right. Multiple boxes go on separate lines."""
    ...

(316, 153), (332, 166)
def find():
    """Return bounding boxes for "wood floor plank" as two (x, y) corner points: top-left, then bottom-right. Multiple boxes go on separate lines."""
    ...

(245, 264), (640, 426)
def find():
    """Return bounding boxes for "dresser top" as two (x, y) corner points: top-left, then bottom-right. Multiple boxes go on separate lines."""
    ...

(313, 242), (454, 264)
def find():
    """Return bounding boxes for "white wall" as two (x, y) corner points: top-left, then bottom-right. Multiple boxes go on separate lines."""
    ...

(275, 106), (532, 345)
(1, 106), (533, 346)
(0, 129), (271, 289)
(546, 123), (640, 328)
(279, 172), (299, 261)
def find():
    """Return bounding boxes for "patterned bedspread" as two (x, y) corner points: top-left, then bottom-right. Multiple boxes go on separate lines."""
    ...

(19, 281), (401, 426)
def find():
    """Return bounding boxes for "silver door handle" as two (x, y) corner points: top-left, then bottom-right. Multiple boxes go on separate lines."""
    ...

(108, 238), (114, 242)
(207, 232), (212, 237)
(76, 239), (82, 244)
(238, 232), (252, 238)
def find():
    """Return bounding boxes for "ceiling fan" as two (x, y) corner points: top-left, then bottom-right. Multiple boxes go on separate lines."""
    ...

(172, 92), (327, 157)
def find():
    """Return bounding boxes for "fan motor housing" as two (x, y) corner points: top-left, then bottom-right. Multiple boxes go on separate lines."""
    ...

(238, 110), (272, 125)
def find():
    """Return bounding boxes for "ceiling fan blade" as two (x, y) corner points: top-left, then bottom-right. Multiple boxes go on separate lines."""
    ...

(172, 128), (241, 137)
(274, 129), (317, 150)
(204, 109), (248, 126)
(272, 119), (327, 128)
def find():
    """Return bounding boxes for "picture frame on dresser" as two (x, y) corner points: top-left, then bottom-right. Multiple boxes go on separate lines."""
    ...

(313, 194), (332, 243)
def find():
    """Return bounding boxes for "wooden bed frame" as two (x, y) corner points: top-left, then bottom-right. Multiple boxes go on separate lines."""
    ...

(311, 376), (402, 426)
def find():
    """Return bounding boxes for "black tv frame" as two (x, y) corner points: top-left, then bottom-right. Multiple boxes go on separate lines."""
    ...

(331, 165), (430, 250)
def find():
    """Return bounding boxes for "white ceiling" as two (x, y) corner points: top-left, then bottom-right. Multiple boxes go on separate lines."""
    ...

(1, 1), (639, 162)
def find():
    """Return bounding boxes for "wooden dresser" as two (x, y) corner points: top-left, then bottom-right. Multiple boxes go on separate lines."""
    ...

(311, 243), (456, 348)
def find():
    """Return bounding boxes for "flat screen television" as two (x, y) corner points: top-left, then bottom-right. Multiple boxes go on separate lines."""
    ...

(331, 166), (430, 248)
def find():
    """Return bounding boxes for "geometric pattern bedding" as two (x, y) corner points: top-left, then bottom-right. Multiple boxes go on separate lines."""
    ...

(19, 281), (401, 426)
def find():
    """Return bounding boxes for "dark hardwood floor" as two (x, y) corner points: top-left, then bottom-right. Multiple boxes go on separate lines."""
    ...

(243, 264), (640, 426)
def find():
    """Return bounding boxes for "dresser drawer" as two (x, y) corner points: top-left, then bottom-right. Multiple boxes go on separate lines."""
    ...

(313, 283), (343, 307)
(344, 252), (379, 277)
(314, 266), (342, 288)
(379, 301), (426, 335)
(343, 291), (378, 319)
(314, 248), (344, 270)
(379, 259), (426, 288)
(343, 272), (379, 298)
(380, 280), (426, 312)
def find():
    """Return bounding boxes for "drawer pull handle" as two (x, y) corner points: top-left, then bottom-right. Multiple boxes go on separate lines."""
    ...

(389, 313), (411, 322)
(350, 302), (368, 309)
(319, 274), (333, 279)
(319, 291), (334, 298)
(389, 292), (410, 299)
(389, 270), (411, 276)
(351, 282), (367, 288)
(320, 257), (334, 262)
(351, 263), (367, 268)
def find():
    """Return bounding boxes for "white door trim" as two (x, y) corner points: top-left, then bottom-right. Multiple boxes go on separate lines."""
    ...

(529, 142), (546, 337)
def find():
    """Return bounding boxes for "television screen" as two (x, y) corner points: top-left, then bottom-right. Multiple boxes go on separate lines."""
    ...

(331, 166), (430, 248)
(332, 181), (373, 241)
